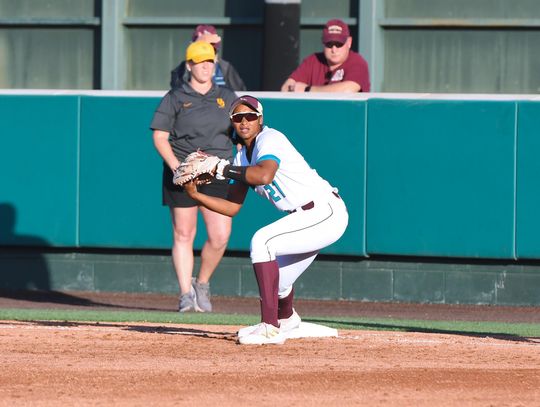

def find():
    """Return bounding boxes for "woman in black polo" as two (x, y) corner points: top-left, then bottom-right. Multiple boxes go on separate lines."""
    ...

(151, 41), (236, 313)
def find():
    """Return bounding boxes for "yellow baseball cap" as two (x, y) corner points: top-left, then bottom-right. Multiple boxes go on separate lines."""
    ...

(186, 41), (216, 63)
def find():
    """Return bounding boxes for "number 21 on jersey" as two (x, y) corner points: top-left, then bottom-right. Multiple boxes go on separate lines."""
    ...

(264, 180), (286, 202)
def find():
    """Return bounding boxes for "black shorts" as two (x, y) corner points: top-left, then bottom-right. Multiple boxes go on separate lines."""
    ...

(162, 165), (230, 208)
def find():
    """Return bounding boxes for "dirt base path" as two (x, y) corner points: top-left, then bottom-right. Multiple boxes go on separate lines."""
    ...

(1, 291), (540, 405)
(0, 319), (539, 406)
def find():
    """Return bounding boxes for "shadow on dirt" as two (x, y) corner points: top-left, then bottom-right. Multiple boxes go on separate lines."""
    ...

(0, 289), (169, 312)
(0, 290), (107, 306)
(16, 320), (238, 343)
(124, 324), (238, 342)
(305, 318), (540, 343)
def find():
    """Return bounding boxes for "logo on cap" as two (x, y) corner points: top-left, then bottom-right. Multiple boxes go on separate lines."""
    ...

(327, 25), (343, 35)
(322, 19), (350, 44)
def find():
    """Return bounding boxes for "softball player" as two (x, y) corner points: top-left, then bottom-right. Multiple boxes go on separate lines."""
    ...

(184, 95), (348, 345)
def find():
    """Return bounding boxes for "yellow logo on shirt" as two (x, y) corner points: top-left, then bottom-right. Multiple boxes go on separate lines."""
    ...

(183, 102), (192, 108)
(216, 98), (225, 108)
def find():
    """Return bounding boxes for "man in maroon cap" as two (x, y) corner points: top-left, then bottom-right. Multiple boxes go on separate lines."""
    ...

(280, 19), (370, 93)
(170, 24), (247, 91)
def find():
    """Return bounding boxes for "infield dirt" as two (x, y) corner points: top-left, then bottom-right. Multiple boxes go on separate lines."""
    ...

(0, 291), (539, 406)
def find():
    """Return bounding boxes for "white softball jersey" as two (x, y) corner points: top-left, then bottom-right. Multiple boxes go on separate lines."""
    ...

(232, 126), (335, 212)
(233, 126), (349, 297)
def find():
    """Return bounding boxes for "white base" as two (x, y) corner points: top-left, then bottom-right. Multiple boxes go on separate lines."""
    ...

(284, 322), (338, 339)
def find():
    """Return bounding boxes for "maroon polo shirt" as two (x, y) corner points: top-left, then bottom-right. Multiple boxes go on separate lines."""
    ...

(289, 50), (370, 92)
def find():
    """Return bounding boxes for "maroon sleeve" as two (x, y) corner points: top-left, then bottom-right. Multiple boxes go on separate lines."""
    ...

(343, 52), (371, 92)
(288, 54), (316, 83)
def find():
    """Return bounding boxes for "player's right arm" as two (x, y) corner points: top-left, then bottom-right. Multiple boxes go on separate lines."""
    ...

(186, 150), (279, 216)
(221, 158), (278, 186)
(184, 181), (249, 217)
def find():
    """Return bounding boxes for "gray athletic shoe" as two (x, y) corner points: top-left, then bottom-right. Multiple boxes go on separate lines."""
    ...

(178, 290), (196, 313)
(192, 277), (212, 312)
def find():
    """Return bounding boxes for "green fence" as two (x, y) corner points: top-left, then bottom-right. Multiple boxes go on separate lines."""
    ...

(1, 92), (539, 260)
(516, 101), (540, 259)
(0, 95), (79, 246)
(367, 99), (516, 258)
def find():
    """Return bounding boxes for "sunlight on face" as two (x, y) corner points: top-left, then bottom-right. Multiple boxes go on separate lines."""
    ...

(231, 104), (263, 143)
(189, 60), (215, 84)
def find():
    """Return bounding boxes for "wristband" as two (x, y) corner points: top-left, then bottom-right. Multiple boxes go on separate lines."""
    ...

(223, 165), (248, 183)
(304, 85), (311, 92)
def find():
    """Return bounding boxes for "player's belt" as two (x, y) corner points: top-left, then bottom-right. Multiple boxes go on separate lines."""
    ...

(288, 201), (315, 214)
(287, 191), (341, 214)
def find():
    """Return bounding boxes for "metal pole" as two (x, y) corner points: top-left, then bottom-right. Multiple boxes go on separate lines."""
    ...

(360, 0), (384, 92)
(101, 0), (126, 89)
(262, 0), (301, 91)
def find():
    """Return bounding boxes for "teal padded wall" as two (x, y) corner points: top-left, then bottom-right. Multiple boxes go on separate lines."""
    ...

(77, 95), (366, 255)
(516, 101), (540, 258)
(366, 99), (516, 258)
(3, 93), (540, 260)
(79, 96), (171, 248)
(0, 96), (79, 247)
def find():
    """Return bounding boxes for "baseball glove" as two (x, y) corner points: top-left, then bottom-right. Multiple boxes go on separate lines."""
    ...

(173, 150), (225, 186)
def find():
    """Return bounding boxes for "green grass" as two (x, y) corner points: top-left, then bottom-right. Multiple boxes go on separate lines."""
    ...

(1, 307), (539, 339)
